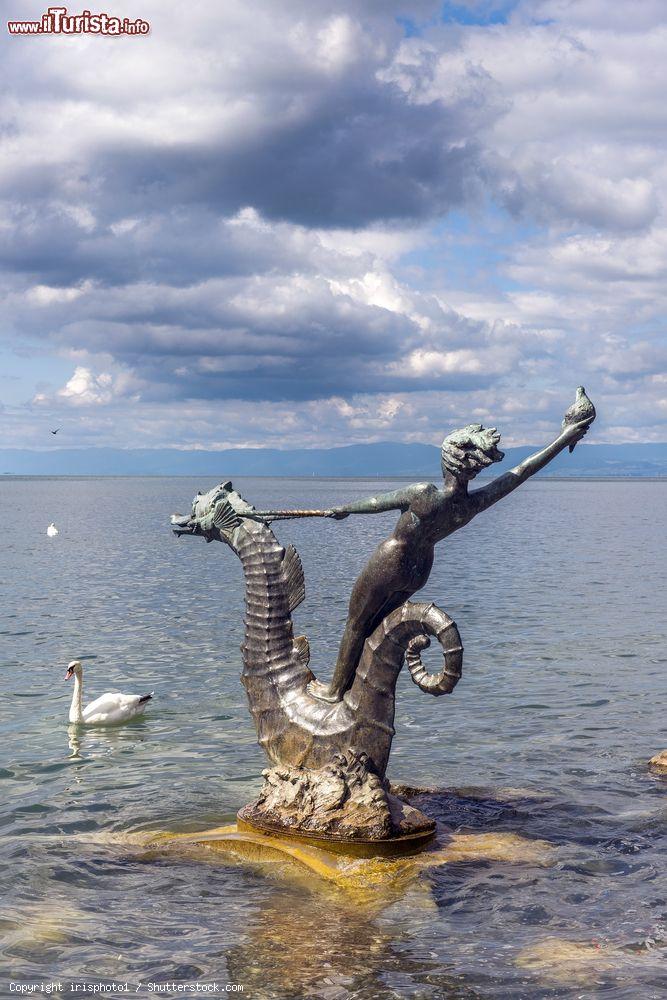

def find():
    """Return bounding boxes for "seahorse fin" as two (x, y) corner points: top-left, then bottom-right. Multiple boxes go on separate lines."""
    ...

(282, 544), (305, 612)
(213, 500), (240, 534)
(293, 634), (310, 668)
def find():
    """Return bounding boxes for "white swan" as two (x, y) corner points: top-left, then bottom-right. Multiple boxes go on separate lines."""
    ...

(65, 660), (153, 725)
(47, 523), (59, 537)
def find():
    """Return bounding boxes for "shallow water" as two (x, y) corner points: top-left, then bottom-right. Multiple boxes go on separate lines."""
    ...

(1, 476), (666, 999)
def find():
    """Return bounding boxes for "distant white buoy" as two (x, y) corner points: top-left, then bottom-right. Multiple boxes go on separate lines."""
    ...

(47, 523), (59, 537)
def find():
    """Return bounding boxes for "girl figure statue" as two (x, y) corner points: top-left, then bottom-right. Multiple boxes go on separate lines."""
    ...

(253, 397), (595, 703)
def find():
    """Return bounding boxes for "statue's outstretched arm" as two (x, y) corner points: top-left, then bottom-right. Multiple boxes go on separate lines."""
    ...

(248, 486), (416, 522)
(471, 417), (592, 513)
(332, 484), (426, 518)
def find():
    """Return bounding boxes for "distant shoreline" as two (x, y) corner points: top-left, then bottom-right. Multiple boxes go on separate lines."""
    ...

(2, 474), (666, 482)
(3, 442), (667, 478)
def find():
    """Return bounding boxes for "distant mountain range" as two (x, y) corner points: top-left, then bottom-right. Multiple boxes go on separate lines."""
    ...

(1, 442), (667, 477)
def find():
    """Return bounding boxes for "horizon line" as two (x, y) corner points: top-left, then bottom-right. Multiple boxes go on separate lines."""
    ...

(3, 440), (667, 454)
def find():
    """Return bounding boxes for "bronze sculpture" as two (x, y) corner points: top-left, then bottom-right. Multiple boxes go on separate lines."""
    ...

(252, 389), (596, 704)
(171, 389), (595, 848)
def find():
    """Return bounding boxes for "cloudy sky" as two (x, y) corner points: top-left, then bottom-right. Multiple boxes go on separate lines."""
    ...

(1, 0), (666, 451)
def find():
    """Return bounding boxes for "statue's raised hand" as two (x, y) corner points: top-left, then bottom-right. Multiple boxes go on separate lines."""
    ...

(563, 417), (592, 449)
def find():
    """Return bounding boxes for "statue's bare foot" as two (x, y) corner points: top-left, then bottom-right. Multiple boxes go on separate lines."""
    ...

(307, 678), (341, 704)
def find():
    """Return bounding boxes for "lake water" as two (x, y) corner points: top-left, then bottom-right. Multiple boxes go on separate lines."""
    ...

(1, 476), (666, 999)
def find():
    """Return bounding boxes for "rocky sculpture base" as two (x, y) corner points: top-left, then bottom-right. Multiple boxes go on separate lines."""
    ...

(238, 749), (436, 853)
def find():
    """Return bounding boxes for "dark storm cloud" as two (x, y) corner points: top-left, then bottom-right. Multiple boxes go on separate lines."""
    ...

(0, 52), (488, 246)
(88, 93), (481, 230)
(0, 1), (495, 240)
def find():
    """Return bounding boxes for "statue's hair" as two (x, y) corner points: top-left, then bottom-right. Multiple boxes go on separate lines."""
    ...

(441, 424), (505, 479)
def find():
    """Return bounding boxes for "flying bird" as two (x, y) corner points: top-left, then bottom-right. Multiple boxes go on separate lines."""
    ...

(562, 386), (596, 452)
(50, 429), (60, 435)
(65, 660), (154, 726)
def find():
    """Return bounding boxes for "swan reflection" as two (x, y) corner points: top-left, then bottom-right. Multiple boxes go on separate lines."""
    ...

(67, 724), (82, 758)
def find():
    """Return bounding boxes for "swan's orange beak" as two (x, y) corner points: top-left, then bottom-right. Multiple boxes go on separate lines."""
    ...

(65, 666), (74, 680)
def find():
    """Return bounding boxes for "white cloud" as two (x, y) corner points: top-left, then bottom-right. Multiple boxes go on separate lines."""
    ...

(59, 367), (114, 406)
(30, 364), (144, 407)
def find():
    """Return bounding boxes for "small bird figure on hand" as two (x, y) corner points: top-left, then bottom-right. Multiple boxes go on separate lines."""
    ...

(50, 428), (60, 435)
(562, 386), (596, 452)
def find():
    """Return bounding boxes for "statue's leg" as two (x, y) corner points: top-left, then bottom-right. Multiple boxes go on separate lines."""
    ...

(310, 536), (432, 703)
(327, 587), (414, 701)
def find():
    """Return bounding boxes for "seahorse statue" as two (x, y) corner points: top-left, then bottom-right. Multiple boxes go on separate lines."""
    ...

(172, 480), (462, 781)
(171, 397), (595, 844)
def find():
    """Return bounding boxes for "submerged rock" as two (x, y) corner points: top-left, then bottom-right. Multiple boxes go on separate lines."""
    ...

(648, 750), (667, 775)
(516, 933), (666, 984)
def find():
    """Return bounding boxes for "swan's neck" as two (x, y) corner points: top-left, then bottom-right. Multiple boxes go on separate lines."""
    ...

(69, 673), (83, 724)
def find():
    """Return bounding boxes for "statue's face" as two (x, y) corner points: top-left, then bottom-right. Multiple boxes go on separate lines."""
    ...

(440, 424), (504, 483)
(440, 452), (485, 483)
(460, 462), (482, 482)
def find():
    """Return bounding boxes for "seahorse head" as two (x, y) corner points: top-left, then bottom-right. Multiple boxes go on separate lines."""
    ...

(170, 480), (252, 544)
